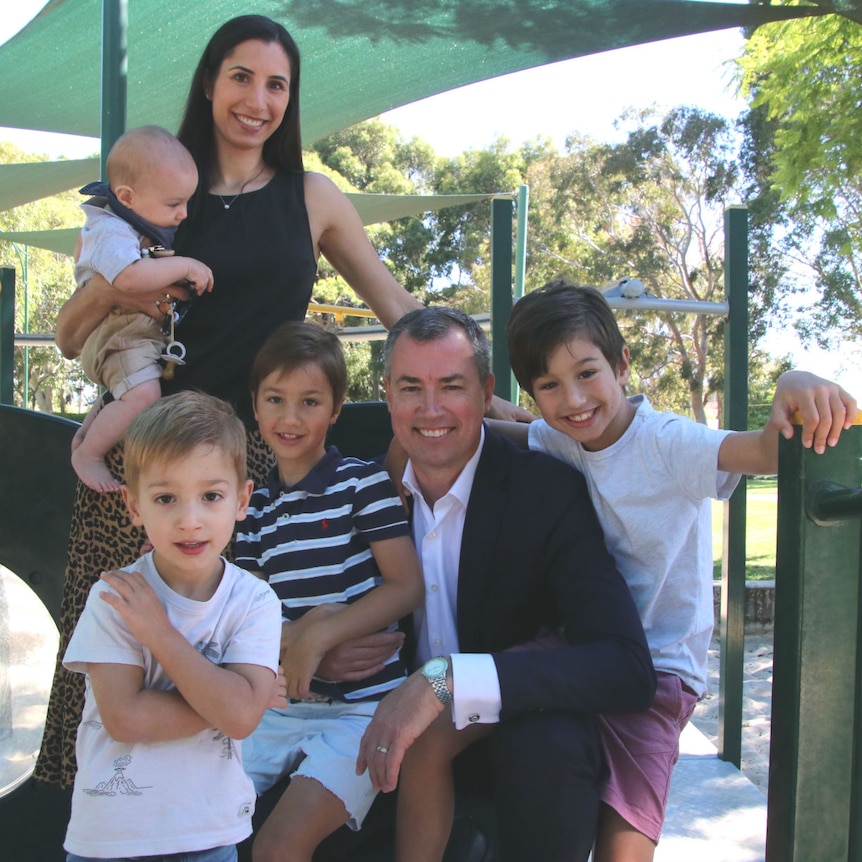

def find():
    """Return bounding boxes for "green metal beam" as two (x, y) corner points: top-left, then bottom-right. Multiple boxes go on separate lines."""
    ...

(0, 268), (14, 405)
(100, 0), (128, 178)
(718, 205), (748, 766)
(491, 197), (515, 401)
(766, 423), (862, 862)
(514, 184), (529, 303)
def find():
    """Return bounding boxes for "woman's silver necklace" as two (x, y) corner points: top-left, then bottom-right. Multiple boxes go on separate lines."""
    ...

(217, 165), (266, 209)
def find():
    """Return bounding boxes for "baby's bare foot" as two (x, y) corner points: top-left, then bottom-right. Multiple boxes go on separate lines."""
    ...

(71, 449), (122, 493)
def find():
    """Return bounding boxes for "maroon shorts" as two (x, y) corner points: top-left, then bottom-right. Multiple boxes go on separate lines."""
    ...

(597, 671), (699, 843)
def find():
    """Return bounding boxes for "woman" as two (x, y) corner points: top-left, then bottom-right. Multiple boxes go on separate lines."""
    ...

(56, 15), (419, 427)
(40, 14), (525, 789)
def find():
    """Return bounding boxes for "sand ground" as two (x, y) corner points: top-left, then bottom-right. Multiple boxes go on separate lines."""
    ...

(690, 633), (773, 794)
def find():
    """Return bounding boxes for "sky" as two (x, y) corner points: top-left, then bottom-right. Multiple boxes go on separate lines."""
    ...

(2, 3), (860, 396)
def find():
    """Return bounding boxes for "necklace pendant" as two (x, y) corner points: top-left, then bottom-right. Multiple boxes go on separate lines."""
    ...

(223, 202), (231, 209)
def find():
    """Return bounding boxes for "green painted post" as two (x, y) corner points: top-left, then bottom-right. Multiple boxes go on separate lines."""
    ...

(514, 184), (528, 302)
(100, 0), (128, 178)
(718, 205), (747, 766)
(766, 422), (862, 862)
(0, 268), (14, 405)
(491, 196), (514, 401)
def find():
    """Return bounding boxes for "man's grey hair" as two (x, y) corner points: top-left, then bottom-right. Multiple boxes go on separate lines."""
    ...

(382, 307), (492, 384)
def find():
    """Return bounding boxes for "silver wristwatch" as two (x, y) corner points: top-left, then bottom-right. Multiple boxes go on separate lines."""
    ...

(421, 656), (452, 705)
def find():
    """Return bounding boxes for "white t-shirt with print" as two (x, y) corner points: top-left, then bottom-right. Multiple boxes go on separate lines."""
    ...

(63, 552), (282, 858)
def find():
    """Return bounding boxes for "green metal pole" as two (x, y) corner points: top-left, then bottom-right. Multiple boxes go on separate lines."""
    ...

(20, 245), (29, 407)
(100, 0), (128, 178)
(0, 267), (15, 405)
(766, 423), (862, 862)
(514, 184), (528, 302)
(491, 197), (515, 401)
(10, 243), (29, 406)
(718, 205), (748, 766)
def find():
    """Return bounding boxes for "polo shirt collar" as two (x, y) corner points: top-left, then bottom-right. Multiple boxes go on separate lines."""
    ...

(264, 445), (343, 497)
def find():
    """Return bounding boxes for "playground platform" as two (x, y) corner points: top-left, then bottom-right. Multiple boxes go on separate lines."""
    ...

(659, 723), (767, 862)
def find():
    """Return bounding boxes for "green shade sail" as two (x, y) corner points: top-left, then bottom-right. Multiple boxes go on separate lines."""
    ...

(0, 1), (835, 143)
(0, 159), (99, 213)
(0, 192), (504, 256)
(0, 0), (856, 250)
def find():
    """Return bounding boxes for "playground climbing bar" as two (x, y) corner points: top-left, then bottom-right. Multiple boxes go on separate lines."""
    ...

(767, 415), (862, 862)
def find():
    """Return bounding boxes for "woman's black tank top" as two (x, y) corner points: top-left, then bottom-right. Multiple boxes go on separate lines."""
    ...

(164, 170), (317, 424)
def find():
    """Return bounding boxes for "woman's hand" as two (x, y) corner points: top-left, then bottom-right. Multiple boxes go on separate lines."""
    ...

(55, 274), (192, 359)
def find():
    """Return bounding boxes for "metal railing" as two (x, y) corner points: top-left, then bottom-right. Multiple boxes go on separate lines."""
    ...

(767, 419), (862, 862)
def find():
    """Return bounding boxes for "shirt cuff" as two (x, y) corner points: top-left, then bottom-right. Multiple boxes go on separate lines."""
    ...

(450, 653), (502, 729)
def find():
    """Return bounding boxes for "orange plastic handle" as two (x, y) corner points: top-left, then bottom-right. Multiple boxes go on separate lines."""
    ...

(791, 410), (862, 426)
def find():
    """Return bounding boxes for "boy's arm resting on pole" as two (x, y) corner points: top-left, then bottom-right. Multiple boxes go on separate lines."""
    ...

(718, 370), (858, 476)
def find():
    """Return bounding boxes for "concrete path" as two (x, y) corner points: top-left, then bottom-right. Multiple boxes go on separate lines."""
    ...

(658, 723), (767, 861)
(656, 631), (775, 862)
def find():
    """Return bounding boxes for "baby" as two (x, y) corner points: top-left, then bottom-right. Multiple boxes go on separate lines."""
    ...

(71, 125), (213, 493)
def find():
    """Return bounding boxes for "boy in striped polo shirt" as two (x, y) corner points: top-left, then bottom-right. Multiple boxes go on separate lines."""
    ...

(234, 321), (423, 861)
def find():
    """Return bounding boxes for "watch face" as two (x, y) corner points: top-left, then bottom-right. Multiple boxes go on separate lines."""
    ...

(423, 657), (448, 678)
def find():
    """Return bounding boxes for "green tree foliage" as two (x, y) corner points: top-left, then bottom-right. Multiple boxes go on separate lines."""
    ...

(524, 108), (742, 422)
(431, 137), (553, 303)
(310, 120), (440, 298)
(2, 111), (782, 415)
(308, 122), (443, 400)
(0, 142), (85, 413)
(737, 11), (862, 344)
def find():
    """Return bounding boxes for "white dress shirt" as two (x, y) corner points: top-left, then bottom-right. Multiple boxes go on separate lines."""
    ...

(403, 427), (503, 729)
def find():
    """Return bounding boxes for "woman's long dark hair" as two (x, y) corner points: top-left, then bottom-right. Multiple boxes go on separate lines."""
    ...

(177, 14), (303, 194)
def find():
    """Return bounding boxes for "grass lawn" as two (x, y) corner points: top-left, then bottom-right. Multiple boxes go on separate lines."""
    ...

(712, 476), (777, 581)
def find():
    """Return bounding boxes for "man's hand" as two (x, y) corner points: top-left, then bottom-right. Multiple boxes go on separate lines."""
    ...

(98, 569), (172, 649)
(356, 671), (444, 792)
(772, 371), (858, 454)
(315, 630), (405, 682)
(281, 603), (404, 691)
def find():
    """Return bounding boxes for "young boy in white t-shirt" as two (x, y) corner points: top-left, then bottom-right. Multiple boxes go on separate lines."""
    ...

(505, 280), (857, 862)
(63, 391), (283, 862)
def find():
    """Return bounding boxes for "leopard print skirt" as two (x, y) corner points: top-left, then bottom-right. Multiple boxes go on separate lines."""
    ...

(34, 430), (275, 788)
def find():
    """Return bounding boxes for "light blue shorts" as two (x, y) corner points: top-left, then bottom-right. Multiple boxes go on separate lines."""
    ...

(67, 844), (236, 862)
(242, 699), (379, 831)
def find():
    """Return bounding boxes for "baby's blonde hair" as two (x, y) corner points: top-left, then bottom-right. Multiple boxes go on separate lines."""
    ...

(106, 125), (197, 190)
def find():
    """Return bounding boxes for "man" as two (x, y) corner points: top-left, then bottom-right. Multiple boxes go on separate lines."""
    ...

(354, 307), (655, 862)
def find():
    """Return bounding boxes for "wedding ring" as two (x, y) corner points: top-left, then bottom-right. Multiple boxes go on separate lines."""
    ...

(376, 745), (390, 754)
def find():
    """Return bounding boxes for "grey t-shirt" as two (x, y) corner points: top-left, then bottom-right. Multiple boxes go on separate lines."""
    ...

(529, 394), (740, 696)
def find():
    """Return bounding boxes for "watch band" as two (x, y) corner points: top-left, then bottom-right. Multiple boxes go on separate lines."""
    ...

(428, 673), (452, 705)
(421, 657), (452, 705)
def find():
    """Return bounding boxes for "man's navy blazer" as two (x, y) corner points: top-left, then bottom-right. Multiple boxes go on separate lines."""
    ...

(426, 427), (655, 720)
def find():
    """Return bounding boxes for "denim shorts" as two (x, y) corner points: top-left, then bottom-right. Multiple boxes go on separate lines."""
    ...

(67, 843), (236, 862)
(242, 699), (379, 830)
